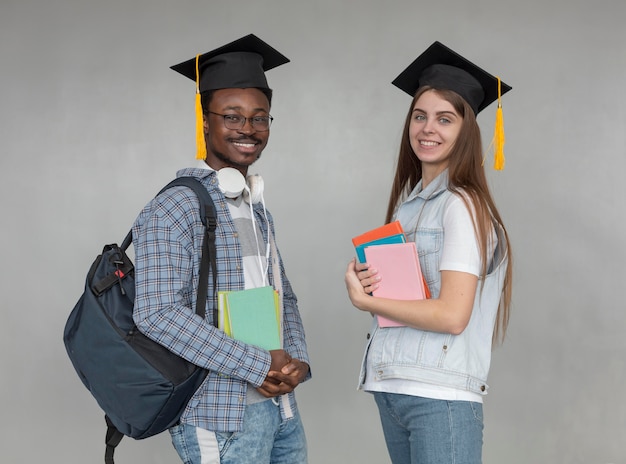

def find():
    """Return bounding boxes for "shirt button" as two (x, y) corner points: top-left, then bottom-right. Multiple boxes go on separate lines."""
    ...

(233, 232), (239, 238)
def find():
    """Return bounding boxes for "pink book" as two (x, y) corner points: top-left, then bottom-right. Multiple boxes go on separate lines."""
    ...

(364, 242), (427, 328)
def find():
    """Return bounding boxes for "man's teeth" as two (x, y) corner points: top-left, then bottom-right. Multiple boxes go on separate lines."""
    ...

(233, 142), (255, 148)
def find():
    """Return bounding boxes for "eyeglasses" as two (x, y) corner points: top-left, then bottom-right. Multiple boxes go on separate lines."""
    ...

(207, 111), (273, 131)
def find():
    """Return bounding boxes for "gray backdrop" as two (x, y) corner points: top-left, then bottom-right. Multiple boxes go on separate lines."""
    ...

(1, 0), (625, 463)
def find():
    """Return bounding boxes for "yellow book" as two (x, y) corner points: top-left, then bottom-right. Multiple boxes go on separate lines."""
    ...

(218, 291), (233, 336)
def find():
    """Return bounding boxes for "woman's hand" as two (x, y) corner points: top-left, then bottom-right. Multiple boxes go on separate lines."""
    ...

(345, 258), (478, 334)
(345, 258), (380, 310)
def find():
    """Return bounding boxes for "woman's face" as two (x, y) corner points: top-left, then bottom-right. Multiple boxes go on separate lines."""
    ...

(409, 89), (463, 175)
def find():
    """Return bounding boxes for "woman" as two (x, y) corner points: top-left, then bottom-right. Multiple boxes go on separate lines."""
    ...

(344, 41), (513, 464)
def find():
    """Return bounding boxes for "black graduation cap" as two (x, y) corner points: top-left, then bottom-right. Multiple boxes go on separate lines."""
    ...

(170, 34), (289, 161)
(170, 34), (290, 92)
(392, 41), (511, 115)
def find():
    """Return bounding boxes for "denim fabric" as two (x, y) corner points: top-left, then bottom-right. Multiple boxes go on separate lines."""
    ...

(170, 422), (220, 464)
(373, 392), (483, 464)
(170, 399), (307, 464)
(358, 170), (509, 396)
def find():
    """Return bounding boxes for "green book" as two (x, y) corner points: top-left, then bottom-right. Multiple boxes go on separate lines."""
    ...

(225, 286), (281, 350)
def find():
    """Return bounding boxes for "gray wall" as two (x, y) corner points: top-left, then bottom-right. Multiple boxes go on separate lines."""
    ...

(1, 1), (625, 463)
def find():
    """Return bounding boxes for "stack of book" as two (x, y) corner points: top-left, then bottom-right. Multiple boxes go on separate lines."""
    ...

(352, 221), (430, 327)
(218, 286), (282, 350)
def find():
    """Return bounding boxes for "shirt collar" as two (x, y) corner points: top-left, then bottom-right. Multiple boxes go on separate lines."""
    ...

(407, 169), (449, 202)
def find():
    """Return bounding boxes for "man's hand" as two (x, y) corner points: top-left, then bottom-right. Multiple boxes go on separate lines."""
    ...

(256, 350), (309, 398)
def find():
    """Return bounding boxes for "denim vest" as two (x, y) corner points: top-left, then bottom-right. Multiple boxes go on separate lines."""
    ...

(358, 171), (508, 396)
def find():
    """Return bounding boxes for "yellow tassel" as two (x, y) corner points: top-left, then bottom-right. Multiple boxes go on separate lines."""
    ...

(491, 77), (505, 170)
(195, 54), (207, 160)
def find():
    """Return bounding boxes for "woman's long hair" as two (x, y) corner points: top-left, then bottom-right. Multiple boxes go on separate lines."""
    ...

(385, 86), (512, 345)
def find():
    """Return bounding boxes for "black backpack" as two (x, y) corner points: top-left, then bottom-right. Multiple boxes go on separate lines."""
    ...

(63, 177), (218, 463)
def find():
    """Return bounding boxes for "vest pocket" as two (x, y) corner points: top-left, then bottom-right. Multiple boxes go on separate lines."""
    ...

(371, 327), (453, 369)
(417, 331), (453, 367)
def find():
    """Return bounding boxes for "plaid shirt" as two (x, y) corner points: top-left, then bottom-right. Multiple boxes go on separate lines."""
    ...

(132, 167), (310, 432)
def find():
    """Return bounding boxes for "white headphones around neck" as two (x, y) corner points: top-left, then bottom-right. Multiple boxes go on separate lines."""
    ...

(216, 166), (270, 284)
(216, 167), (264, 205)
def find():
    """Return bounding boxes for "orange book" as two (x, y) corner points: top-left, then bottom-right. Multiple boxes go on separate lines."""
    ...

(351, 221), (404, 247)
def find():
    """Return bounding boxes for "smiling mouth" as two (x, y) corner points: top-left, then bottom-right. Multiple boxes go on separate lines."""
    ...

(232, 141), (257, 148)
(420, 140), (440, 147)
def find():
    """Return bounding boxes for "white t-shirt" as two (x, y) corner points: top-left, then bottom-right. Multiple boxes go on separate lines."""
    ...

(364, 194), (491, 403)
(197, 163), (270, 404)
(224, 195), (268, 289)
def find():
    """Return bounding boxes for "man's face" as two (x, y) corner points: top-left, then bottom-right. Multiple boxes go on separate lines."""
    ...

(203, 88), (271, 174)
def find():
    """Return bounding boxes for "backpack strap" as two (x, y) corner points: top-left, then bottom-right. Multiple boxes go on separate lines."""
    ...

(105, 416), (124, 464)
(155, 176), (218, 326)
(120, 176), (218, 326)
(105, 177), (218, 463)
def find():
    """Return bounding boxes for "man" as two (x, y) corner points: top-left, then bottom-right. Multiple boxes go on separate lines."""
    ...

(132, 34), (310, 464)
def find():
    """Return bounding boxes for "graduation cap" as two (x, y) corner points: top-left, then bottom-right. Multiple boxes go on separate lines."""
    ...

(392, 41), (512, 170)
(170, 33), (290, 93)
(170, 34), (289, 160)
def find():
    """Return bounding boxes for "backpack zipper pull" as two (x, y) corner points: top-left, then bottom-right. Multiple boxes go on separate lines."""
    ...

(113, 259), (126, 296)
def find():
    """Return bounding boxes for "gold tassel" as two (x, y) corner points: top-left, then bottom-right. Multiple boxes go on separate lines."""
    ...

(195, 54), (207, 160)
(492, 77), (505, 170)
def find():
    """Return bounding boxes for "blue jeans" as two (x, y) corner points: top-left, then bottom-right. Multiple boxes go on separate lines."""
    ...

(169, 399), (307, 464)
(373, 392), (483, 464)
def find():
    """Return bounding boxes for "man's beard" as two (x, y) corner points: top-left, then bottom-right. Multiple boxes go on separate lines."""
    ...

(210, 135), (264, 169)
(212, 148), (262, 169)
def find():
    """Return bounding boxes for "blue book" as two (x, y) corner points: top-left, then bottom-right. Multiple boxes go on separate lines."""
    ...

(355, 233), (406, 263)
